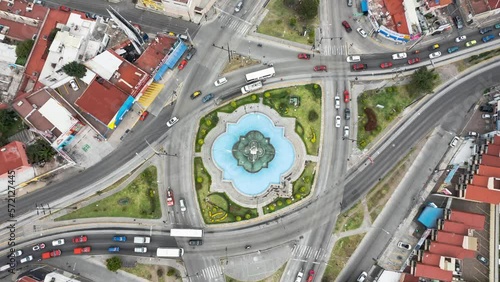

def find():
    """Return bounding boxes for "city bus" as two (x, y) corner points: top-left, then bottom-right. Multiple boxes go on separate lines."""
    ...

(245, 67), (275, 82)
(169, 228), (203, 238)
(156, 248), (184, 258)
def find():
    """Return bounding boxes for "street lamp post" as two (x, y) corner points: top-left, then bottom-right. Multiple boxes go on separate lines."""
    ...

(342, 137), (357, 143)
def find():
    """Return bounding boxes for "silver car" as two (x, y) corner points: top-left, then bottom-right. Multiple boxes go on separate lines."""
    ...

(166, 117), (179, 127)
(179, 198), (187, 212)
(429, 51), (441, 59)
(335, 116), (341, 128)
(234, 1), (243, 12)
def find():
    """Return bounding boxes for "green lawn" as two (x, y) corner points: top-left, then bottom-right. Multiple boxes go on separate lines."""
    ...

(357, 85), (413, 150)
(263, 84), (322, 155)
(194, 157), (257, 224)
(334, 202), (364, 234)
(56, 166), (162, 220)
(264, 162), (316, 214)
(258, 0), (318, 45)
(323, 234), (366, 281)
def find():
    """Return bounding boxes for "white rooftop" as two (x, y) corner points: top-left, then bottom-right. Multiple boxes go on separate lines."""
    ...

(38, 98), (78, 134)
(84, 50), (122, 80)
(404, 0), (420, 34)
(0, 43), (17, 64)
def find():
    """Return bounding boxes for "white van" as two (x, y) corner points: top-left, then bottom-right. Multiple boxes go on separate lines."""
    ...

(134, 247), (147, 253)
(346, 56), (361, 62)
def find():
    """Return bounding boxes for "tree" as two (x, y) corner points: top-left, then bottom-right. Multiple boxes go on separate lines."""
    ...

(106, 256), (122, 272)
(289, 18), (297, 28)
(26, 139), (56, 164)
(409, 67), (439, 96)
(62, 61), (87, 78)
(15, 39), (34, 59)
(283, 0), (296, 6)
(0, 110), (19, 133)
(297, 0), (319, 20)
(308, 110), (318, 122)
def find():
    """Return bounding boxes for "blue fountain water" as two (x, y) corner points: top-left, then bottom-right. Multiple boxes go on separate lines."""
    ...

(212, 113), (295, 196)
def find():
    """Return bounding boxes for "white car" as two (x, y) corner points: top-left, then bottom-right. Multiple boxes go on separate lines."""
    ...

(455, 35), (467, 42)
(13, 250), (23, 257)
(179, 198), (187, 212)
(335, 116), (341, 128)
(346, 55), (361, 63)
(357, 272), (368, 282)
(20, 255), (33, 264)
(391, 52), (407, 60)
(214, 77), (228, 86)
(234, 1), (243, 12)
(397, 242), (412, 250)
(449, 136), (459, 147)
(334, 96), (340, 109)
(343, 126), (350, 137)
(52, 239), (65, 246)
(429, 51), (441, 59)
(69, 79), (79, 91)
(356, 27), (367, 38)
(166, 117), (179, 127)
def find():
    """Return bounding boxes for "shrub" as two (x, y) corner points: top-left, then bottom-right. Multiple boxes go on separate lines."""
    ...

(251, 94), (258, 101)
(286, 198), (292, 204)
(157, 268), (164, 277)
(205, 119), (212, 126)
(299, 186), (306, 193)
(294, 194), (302, 200)
(308, 110), (319, 122)
(289, 18), (297, 27)
(245, 214), (251, 219)
(269, 205), (275, 211)
(236, 216), (242, 221)
(106, 256), (122, 272)
(277, 200), (283, 206)
(304, 176), (311, 183)
(231, 101), (237, 108)
(166, 268), (176, 276)
(196, 177), (203, 183)
(264, 92), (271, 98)
(198, 139), (204, 145)
(195, 182), (202, 190)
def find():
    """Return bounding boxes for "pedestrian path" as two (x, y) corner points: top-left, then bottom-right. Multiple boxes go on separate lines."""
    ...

(291, 244), (328, 261)
(216, 11), (252, 35)
(200, 264), (224, 280)
(320, 44), (347, 56)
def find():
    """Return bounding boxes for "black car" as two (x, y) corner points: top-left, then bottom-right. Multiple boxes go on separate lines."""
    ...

(479, 27), (493, 34)
(186, 48), (197, 60)
(454, 16), (464, 29)
(476, 255), (488, 265)
(344, 108), (351, 120)
(480, 105), (494, 112)
(188, 240), (203, 246)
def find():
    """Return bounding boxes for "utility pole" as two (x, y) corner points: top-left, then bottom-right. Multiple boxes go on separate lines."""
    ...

(185, 27), (194, 46)
(227, 43), (231, 61)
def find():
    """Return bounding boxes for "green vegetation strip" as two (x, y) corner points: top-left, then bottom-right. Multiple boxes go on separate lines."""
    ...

(56, 166), (161, 220)
(334, 202), (364, 234)
(264, 161), (316, 214)
(194, 157), (257, 224)
(263, 84), (322, 155)
(258, 0), (318, 45)
(323, 234), (366, 281)
(226, 262), (286, 282)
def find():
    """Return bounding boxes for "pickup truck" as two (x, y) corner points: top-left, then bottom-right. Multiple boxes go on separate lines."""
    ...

(134, 236), (151, 244)
(73, 247), (91, 254)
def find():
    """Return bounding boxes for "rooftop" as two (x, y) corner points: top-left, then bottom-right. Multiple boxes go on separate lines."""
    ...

(435, 231), (465, 246)
(107, 50), (149, 97)
(441, 220), (469, 235)
(133, 34), (177, 74)
(0, 0), (48, 41)
(447, 210), (485, 230)
(0, 141), (30, 175)
(414, 263), (453, 281)
(428, 242), (476, 259)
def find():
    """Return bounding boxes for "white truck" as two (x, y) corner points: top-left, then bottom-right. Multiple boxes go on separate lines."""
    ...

(156, 248), (184, 258)
(294, 270), (304, 282)
(241, 81), (263, 94)
(133, 236), (151, 244)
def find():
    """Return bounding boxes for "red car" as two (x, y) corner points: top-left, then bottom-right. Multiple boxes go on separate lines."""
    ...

(298, 53), (311, 60)
(42, 250), (61, 259)
(72, 235), (88, 243)
(59, 6), (71, 12)
(167, 188), (174, 206)
(352, 63), (367, 71)
(139, 111), (149, 121)
(380, 62), (393, 69)
(314, 65), (327, 72)
(342, 21), (352, 32)
(178, 59), (188, 70)
(307, 269), (315, 282)
(407, 58), (420, 65)
(74, 247), (91, 254)
(343, 90), (350, 103)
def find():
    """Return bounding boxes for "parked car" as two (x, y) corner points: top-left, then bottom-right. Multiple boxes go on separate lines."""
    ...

(397, 242), (412, 250)
(356, 28), (367, 38)
(49, 250), (61, 257)
(454, 16), (464, 29)
(59, 5), (71, 12)
(112, 236), (127, 242)
(407, 57), (420, 65)
(298, 53), (311, 60)
(380, 62), (393, 69)
(447, 46), (459, 53)
(392, 52), (407, 60)
(134, 247), (147, 253)
(465, 40), (477, 47)
(342, 21), (352, 32)
(108, 247), (120, 253)
(343, 126), (350, 138)
(69, 79), (79, 91)
(72, 235), (88, 243)
(449, 136), (460, 147)
(468, 131), (478, 137)
(427, 44), (440, 51)
(214, 77), (228, 86)
(139, 111), (149, 121)
(314, 65), (327, 72)
(482, 114), (491, 119)
(496, 23), (500, 29)
(190, 90), (202, 99)
(352, 63), (367, 71)
(20, 255), (33, 264)
(32, 243), (45, 251)
(343, 90), (350, 103)
(335, 116), (341, 128)
(346, 55), (361, 62)
(357, 272), (368, 282)
(477, 255), (488, 265)
(482, 34), (495, 42)
(344, 108), (351, 120)
(166, 117), (179, 127)
(188, 239), (203, 246)
(334, 96), (340, 109)
(480, 105), (494, 112)
(455, 35), (467, 42)
(202, 93), (214, 103)
(186, 48), (197, 60)
(52, 239), (65, 246)
(479, 27), (493, 34)
(179, 198), (187, 212)
(178, 59), (188, 70)
(167, 188), (174, 206)
(429, 51), (441, 59)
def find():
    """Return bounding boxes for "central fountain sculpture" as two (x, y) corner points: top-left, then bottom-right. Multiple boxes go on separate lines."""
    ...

(232, 130), (276, 173)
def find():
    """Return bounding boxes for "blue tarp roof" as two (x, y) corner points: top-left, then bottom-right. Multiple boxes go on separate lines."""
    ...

(153, 40), (188, 81)
(444, 164), (460, 184)
(114, 96), (135, 127)
(154, 63), (169, 82)
(417, 206), (444, 229)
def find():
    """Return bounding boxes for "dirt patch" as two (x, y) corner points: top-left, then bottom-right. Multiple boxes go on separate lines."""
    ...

(222, 53), (261, 74)
(364, 107), (377, 131)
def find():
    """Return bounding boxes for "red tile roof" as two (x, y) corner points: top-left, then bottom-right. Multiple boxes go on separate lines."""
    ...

(441, 221), (469, 235)
(134, 35), (176, 74)
(428, 242), (476, 259)
(421, 252), (442, 266)
(471, 174), (489, 187)
(383, 0), (409, 34)
(477, 164), (500, 177)
(465, 184), (500, 204)
(0, 141), (30, 175)
(448, 210), (485, 230)
(0, 19), (40, 41)
(0, 1), (48, 20)
(414, 263), (453, 281)
(435, 231), (465, 246)
(107, 50), (150, 97)
(479, 154), (500, 167)
(75, 79), (128, 125)
(486, 143), (500, 156)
